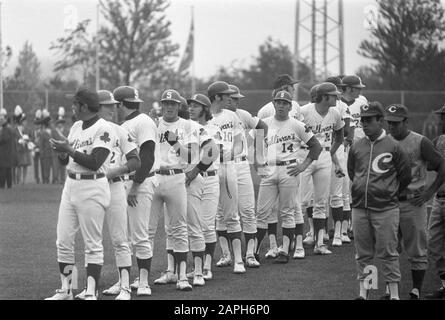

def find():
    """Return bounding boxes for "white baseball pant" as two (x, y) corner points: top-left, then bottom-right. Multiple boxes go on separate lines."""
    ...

(200, 173), (220, 243)
(216, 163), (242, 233)
(235, 161), (257, 234)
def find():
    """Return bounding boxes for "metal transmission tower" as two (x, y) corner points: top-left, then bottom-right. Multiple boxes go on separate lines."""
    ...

(293, 0), (344, 88)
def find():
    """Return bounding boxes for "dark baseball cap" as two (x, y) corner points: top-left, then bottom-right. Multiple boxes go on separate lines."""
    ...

(384, 104), (409, 122)
(273, 74), (299, 89)
(360, 101), (384, 117)
(325, 76), (345, 88)
(207, 81), (236, 97)
(434, 105), (445, 114)
(67, 87), (100, 110)
(229, 85), (245, 99)
(309, 84), (320, 101)
(98, 90), (118, 105)
(179, 96), (188, 106)
(187, 94), (211, 108)
(273, 90), (293, 104)
(160, 89), (182, 104)
(113, 86), (144, 103)
(316, 82), (341, 96)
(342, 75), (366, 88)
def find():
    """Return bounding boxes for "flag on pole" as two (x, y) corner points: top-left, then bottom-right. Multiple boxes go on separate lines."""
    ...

(178, 14), (194, 75)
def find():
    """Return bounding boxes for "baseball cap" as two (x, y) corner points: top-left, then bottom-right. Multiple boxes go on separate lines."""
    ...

(434, 105), (445, 114)
(207, 81), (236, 97)
(316, 82), (341, 96)
(229, 85), (245, 99)
(342, 75), (366, 88)
(360, 101), (384, 117)
(113, 86), (144, 103)
(273, 74), (299, 90)
(98, 90), (118, 105)
(325, 76), (345, 88)
(187, 94), (211, 108)
(310, 84), (320, 101)
(179, 96), (188, 106)
(160, 89), (182, 104)
(68, 87), (100, 110)
(273, 90), (292, 104)
(384, 104), (409, 122)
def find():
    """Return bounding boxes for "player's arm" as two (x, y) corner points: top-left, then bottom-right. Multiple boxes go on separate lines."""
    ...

(343, 118), (351, 141)
(185, 138), (219, 186)
(393, 144), (412, 193)
(347, 146), (355, 182)
(107, 148), (141, 180)
(164, 130), (195, 163)
(253, 119), (268, 164)
(411, 137), (445, 206)
(287, 136), (321, 176)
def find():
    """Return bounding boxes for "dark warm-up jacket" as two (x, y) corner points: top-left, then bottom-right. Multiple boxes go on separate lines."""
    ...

(347, 130), (412, 212)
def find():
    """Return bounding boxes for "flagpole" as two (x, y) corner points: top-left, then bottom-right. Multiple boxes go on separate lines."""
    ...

(191, 6), (196, 94)
(95, 2), (100, 91)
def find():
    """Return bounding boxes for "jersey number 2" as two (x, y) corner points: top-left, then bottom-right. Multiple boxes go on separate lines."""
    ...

(110, 151), (116, 164)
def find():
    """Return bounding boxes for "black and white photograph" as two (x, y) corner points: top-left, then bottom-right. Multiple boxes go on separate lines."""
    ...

(1, 0), (445, 307)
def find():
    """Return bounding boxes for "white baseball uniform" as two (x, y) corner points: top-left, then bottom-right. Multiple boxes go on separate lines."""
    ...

(344, 95), (368, 143)
(257, 101), (303, 121)
(121, 111), (159, 260)
(56, 118), (113, 266)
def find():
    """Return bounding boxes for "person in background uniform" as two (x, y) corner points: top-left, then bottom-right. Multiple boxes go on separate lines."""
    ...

(13, 106), (32, 185)
(425, 105), (445, 300)
(0, 110), (14, 188)
(384, 104), (445, 300)
(52, 108), (68, 184)
(348, 102), (412, 300)
(32, 110), (43, 184)
(39, 109), (53, 184)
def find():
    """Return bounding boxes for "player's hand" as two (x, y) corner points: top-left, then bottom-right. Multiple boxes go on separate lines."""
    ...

(287, 163), (307, 177)
(410, 190), (434, 207)
(127, 183), (139, 207)
(50, 137), (73, 154)
(185, 167), (200, 186)
(255, 162), (270, 178)
(106, 167), (119, 180)
(164, 130), (179, 146)
(334, 164), (345, 178)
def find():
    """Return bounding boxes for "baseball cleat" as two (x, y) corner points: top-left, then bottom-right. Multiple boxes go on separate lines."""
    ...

(245, 255), (260, 268)
(136, 285), (152, 296)
(102, 281), (121, 295)
(303, 233), (315, 246)
(409, 289), (420, 300)
(202, 269), (213, 281)
(424, 287), (445, 300)
(216, 255), (232, 267)
(332, 237), (342, 247)
(273, 251), (289, 264)
(154, 270), (178, 285)
(193, 274), (205, 287)
(130, 277), (139, 290)
(314, 244), (332, 255)
(115, 287), (131, 300)
(45, 289), (73, 300)
(379, 293), (390, 300)
(186, 271), (195, 279)
(176, 279), (193, 291)
(84, 293), (98, 300)
(265, 247), (279, 259)
(293, 248), (305, 259)
(233, 262), (246, 274)
(74, 288), (87, 300)
(341, 233), (351, 243)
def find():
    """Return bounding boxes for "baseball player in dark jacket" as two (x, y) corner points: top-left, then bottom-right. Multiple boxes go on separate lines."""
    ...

(347, 102), (412, 300)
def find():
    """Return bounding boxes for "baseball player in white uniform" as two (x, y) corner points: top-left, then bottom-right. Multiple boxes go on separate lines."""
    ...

(188, 93), (222, 281)
(299, 82), (345, 255)
(256, 91), (322, 263)
(226, 84), (268, 267)
(46, 87), (114, 300)
(74, 90), (141, 300)
(207, 81), (246, 274)
(111, 86), (159, 297)
(257, 74), (303, 259)
(149, 89), (198, 291)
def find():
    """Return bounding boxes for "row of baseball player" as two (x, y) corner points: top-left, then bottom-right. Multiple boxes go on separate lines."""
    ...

(45, 73), (445, 300)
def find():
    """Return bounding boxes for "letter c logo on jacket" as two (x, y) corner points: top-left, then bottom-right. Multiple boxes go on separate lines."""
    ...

(372, 153), (393, 174)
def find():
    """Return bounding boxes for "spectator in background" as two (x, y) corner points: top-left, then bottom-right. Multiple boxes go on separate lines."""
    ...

(32, 110), (43, 184)
(13, 106), (32, 185)
(38, 109), (53, 184)
(51, 108), (68, 184)
(0, 110), (15, 188)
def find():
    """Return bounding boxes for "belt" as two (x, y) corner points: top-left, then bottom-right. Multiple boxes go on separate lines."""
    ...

(302, 146), (330, 151)
(220, 155), (247, 163)
(68, 172), (105, 180)
(200, 170), (217, 177)
(121, 172), (155, 181)
(436, 193), (445, 200)
(156, 169), (184, 175)
(275, 159), (298, 166)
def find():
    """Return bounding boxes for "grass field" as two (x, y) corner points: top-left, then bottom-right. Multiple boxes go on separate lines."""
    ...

(0, 180), (441, 300)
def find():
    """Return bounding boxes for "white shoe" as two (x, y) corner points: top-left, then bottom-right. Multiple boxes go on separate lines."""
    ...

(314, 244), (332, 255)
(130, 277), (139, 290)
(177, 279), (193, 291)
(74, 288), (87, 300)
(193, 274), (205, 286)
(341, 233), (351, 243)
(153, 271), (178, 285)
(45, 289), (73, 300)
(233, 262), (246, 274)
(102, 281), (121, 295)
(265, 247), (279, 259)
(137, 285), (152, 296)
(216, 255), (232, 267)
(293, 247), (305, 259)
(202, 269), (213, 281)
(245, 255), (260, 268)
(84, 293), (98, 300)
(115, 287), (131, 300)
(186, 270), (195, 279)
(332, 236), (342, 247)
(303, 233), (315, 246)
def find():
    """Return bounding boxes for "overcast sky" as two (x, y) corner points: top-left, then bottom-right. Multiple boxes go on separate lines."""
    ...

(2, 0), (377, 80)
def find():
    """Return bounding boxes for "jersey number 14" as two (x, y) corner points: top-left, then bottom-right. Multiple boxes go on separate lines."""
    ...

(282, 143), (294, 153)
